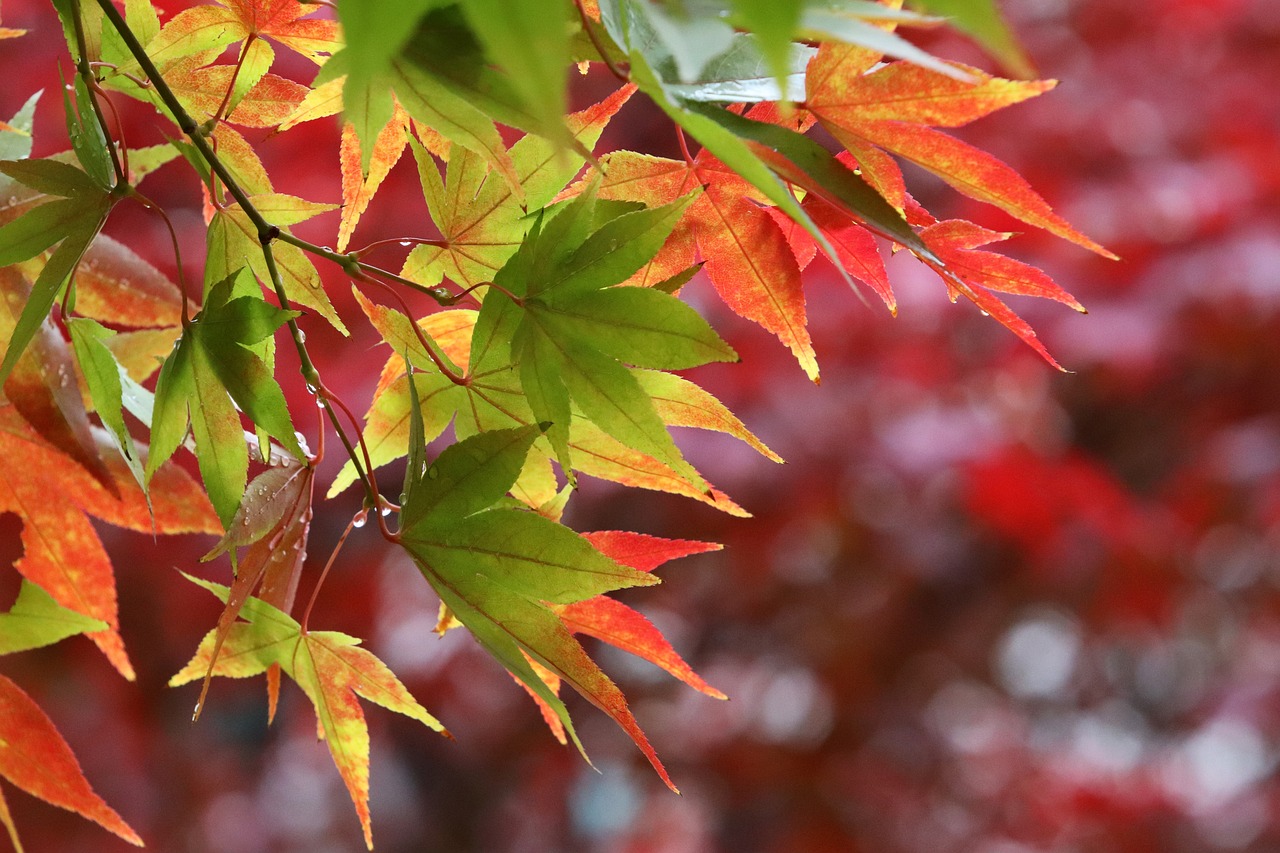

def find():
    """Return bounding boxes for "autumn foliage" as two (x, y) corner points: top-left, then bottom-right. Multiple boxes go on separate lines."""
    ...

(0, 0), (1117, 848)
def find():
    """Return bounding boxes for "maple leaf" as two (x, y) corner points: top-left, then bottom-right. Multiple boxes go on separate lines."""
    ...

(920, 218), (1086, 369)
(0, 156), (114, 388)
(336, 292), (760, 514)
(167, 60), (309, 128)
(148, 268), (305, 527)
(139, 0), (340, 72)
(396, 425), (679, 790)
(172, 575), (446, 851)
(401, 84), (635, 290)
(0, 673), (142, 849)
(585, 146), (827, 379)
(0, 405), (220, 679)
(561, 531), (726, 697)
(804, 44), (1115, 257)
(192, 455), (316, 718)
(336, 103), (409, 251)
(480, 183), (734, 487)
(0, 581), (107, 656)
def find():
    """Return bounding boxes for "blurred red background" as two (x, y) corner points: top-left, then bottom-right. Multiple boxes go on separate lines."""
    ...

(4, 0), (1280, 850)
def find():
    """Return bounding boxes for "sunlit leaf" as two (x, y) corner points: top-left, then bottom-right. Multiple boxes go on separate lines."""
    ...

(173, 574), (446, 850)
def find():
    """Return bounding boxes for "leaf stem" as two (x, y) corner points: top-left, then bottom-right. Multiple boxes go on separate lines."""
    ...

(349, 236), (449, 258)
(273, 230), (460, 305)
(94, 0), (270, 235)
(212, 34), (255, 125)
(128, 188), (191, 325)
(300, 512), (357, 634)
(363, 276), (469, 386)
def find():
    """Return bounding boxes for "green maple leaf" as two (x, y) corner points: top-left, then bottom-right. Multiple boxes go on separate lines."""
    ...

(147, 268), (303, 527)
(397, 425), (679, 789)
(483, 185), (735, 488)
(172, 574), (445, 850)
(0, 157), (113, 387)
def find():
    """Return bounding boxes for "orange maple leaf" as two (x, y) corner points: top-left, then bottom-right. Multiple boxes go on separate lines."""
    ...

(920, 218), (1086, 368)
(805, 43), (1115, 258)
(0, 674), (143, 847)
(587, 145), (832, 380)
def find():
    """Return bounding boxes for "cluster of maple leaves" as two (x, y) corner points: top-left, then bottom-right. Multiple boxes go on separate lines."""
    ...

(0, 0), (1109, 848)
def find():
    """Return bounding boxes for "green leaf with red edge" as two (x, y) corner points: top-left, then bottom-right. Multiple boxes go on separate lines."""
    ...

(0, 673), (143, 847)
(633, 368), (782, 463)
(0, 405), (220, 680)
(401, 84), (635, 290)
(567, 413), (750, 516)
(337, 104), (409, 251)
(0, 581), (108, 656)
(805, 44), (1115, 257)
(172, 574), (446, 851)
(397, 426), (678, 790)
(461, 529), (729, 746)
(559, 533), (726, 698)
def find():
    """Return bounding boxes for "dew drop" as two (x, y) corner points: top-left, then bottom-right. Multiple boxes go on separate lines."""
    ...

(380, 506), (392, 517)
(399, 240), (413, 247)
(352, 514), (367, 528)
(979, 309), (990, 317)
(316, 398), (326, 408)
(297, 330), (306, 343)
(305, 383), (318, 395)
(427, 466), (439, 480)
(191, 701), (202, 721)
